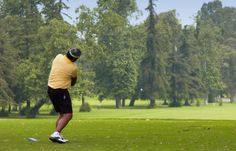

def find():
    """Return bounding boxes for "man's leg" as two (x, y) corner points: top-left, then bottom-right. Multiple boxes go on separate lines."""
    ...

(49, 113), (72, 143)
(56, 113), (73, 133)
(56, 114), (63, 128)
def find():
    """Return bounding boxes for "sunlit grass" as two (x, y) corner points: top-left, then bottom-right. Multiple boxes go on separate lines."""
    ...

(39, 99), (236, 120)
(0, 118), (236, 151)
(1, 100), (236, 151)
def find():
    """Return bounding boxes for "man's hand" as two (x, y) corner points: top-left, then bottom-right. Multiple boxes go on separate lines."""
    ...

(71, 77), (77, 86)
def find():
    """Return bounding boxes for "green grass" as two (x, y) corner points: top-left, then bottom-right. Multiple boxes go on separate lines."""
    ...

(69, 100), (236, 120)
(1, 101), (236, 151)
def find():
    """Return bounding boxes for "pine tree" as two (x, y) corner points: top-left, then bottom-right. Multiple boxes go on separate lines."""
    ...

(139, 0), (159, 108)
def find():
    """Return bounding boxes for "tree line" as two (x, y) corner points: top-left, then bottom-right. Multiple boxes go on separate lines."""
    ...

(0, 0), (236, 117)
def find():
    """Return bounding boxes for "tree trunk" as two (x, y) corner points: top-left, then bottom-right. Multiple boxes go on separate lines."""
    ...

(8, 104), (11, 113)
(230, 92), (236, 103)
(162, 99), (168, 105)
(149, 99), (155, 108)
(26, 100), (31, 108)
(115, 97), (121, 109)
(191, 98), (196, 104)
(204, 94), (208, 105)
(208, 91), (215, 103)
(58, 0), (62, 14)
(183, 99), (191, 106)
(27, 98), (46, 118)
(122, 99), (125, 107)
(18, 101), (22, 112)
(1, 105), (5, 112)
(13, 103), (18, 111)
(81, 94), (85, 105)
(129, 96), (136, 107)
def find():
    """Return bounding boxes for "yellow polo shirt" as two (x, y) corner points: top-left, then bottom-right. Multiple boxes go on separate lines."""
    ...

(48, 54), (77, 89)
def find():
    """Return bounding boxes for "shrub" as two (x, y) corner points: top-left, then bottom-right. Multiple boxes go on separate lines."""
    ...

(19, 107), (30, 116)
(196, 99), (201, 107)
(0, 111), (9, 117)
(219, 99), (223, 106)
(49, 108), (57, 115)
(169, 101), (181, 107)
(79, 102), (91, 112)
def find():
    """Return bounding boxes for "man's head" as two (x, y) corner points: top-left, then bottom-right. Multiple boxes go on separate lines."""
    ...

(66, 48), (82, 62)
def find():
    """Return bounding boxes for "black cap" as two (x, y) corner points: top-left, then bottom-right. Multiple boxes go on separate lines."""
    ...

(68, 48), (81, 58)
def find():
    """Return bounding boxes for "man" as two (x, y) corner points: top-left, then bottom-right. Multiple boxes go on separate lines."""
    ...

(47, 48), (81, 144)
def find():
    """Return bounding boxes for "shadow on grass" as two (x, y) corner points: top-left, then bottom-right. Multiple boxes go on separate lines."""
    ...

(90, 104), (172, 110)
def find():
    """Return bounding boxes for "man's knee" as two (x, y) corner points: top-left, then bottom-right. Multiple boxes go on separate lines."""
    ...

(64, 113), (73, 120)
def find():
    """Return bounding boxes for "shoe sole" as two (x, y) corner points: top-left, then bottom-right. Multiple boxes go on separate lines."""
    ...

(49, 137), (66, 144)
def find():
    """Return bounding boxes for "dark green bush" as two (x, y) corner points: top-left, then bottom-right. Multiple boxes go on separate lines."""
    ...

(169, 101), (181, 107)
(0, 111), (9, 117)
(79, 103), (91, 112)
(219, 99), (223, 106)
(196, 99), (201, 107)
(49, 108), (57, 115)
(19, 107), (30, 116)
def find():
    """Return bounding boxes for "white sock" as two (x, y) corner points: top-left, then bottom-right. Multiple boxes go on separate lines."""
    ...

(51, 131), (60, 137)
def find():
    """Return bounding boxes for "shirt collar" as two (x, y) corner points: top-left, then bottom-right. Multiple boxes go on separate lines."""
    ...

(64, 55), (73, 63)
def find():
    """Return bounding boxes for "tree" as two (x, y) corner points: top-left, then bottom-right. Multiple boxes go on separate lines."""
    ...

(1, 0), (42, 58)
(72, 61), (95, 106)
(0, 22), (15, 112)
(205, 5), (236, 102)
(41, 0), (69, 22)
(199, 0), (222, 21)
(126, 24), (146, 107)
(111, 49), (138, 108)
(33, 18), (77, 113)
(0, 0), (45, 113)
(169, 25), (202, 106)
(139, 0), (169, 108)
(196, 20), (224, 103)
(221, 38), (236, 102)
(196, 1), (227, 103)
(0, 16), (20, 113)
(20, 19), (78, 117)
(153, 10), (181, 106)
(76, 0), (140, 108)
(97, 0), (137, 21)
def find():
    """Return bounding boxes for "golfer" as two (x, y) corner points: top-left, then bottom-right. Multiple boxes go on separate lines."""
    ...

(47, 48), (81, 143)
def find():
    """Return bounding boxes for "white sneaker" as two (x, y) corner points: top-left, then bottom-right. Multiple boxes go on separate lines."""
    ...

(50, 131), (60, 138)
(60, 135), (69, 142)
(49, 132), (67, 144)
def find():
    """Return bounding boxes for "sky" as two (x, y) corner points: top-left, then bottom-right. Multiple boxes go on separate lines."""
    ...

(63, 0), (236, 25)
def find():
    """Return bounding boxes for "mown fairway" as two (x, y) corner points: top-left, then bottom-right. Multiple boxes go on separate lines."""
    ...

(1, 102), (236, 151)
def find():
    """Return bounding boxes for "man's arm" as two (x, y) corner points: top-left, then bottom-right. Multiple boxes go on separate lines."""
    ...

(71, 77), (77, 86)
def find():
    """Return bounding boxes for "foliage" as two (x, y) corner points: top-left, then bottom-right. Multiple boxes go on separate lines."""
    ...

(154, 10), (182, 104)
(218, 99), (223, 106)
(49, 108), (57, 115)
(0, 16), (17, 106)
(19, 106), (31, 116)
(71, 64), (95, 100)
(0, 0), (236, 113)
(139, 0), (158, 107)
(0, 110), (8, 117)
(76, 0), (140, 108)
(196, 1), (228, 103)
(111, 50), (138, 99)
(97, 0), (137, 19)
(79, 102), (91, 112)
(40, 0), (69, 21)
(196, 99), (201, 107)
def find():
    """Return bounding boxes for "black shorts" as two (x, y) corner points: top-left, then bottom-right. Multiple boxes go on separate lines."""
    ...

(47, 86), (73, 113)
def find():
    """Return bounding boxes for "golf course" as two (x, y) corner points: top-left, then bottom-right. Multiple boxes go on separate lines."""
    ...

(1, 0), (236, 151)
(1, 100), (236, 151)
